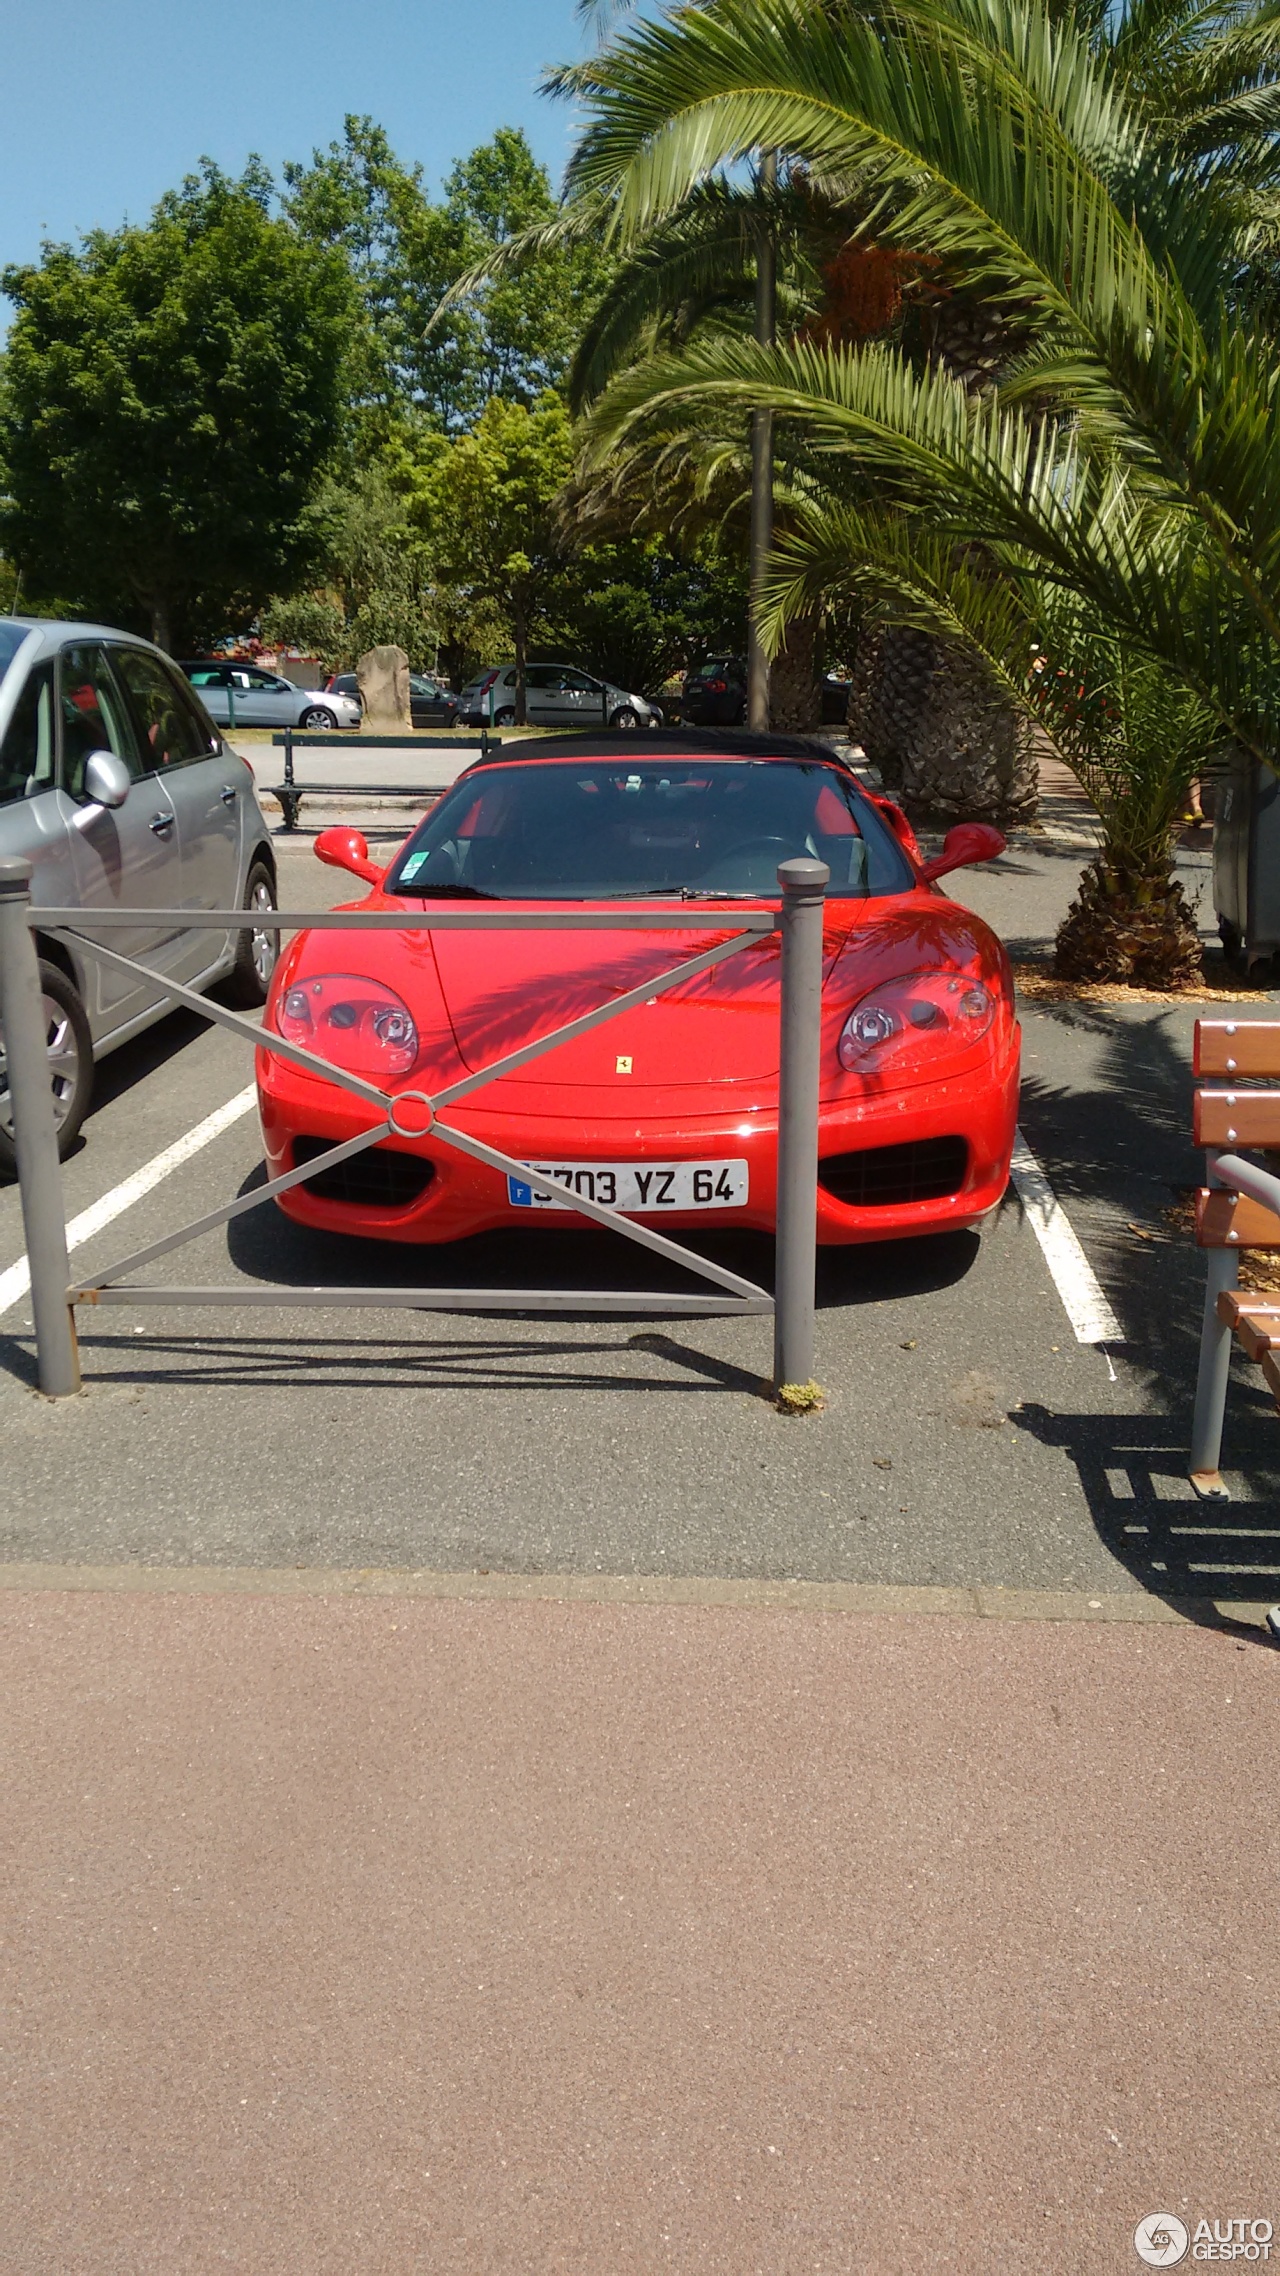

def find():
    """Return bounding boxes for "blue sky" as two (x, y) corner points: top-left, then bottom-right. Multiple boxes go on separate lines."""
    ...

(0, 0), (589, 283)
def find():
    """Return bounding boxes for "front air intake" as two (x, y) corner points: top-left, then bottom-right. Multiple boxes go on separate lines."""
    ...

(291, 1136), (436, 1209)
(819, 1136), (968, 1207)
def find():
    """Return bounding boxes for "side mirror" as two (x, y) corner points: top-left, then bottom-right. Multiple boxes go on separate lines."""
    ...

(920, 822), (1007, 884)
(314, 825), (385, 886)
(71, 748), (134, 831)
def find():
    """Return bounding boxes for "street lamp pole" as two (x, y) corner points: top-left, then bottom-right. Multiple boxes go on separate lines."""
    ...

(747, 149), (777, 734)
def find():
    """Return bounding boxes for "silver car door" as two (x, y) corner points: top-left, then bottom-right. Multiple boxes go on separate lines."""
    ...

(262, 671), (301, 725)
(564, 669), (606, 727)
(59, 641), (189, 1025)
(0, 657), (87, 1010)
(521, 666), (555, 724)
(186, 664), (232, 725)
(112, 647), (241, 976)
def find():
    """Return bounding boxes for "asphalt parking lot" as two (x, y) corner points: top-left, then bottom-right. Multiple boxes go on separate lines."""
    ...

(4, 764), (1278, 1611)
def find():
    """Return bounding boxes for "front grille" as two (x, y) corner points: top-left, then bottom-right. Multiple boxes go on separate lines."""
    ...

(291, 1135), (436, 1210)
(819, 1136), (968, 1208)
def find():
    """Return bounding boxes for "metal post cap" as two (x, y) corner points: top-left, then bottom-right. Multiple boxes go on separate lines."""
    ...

(776, 856), (830, 891)
(0, 855), (35, 896)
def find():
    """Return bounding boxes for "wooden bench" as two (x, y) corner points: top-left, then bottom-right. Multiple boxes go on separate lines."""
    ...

(1189, 1017), (1280, 1500)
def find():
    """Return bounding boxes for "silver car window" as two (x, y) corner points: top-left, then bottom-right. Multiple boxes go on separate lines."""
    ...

(58, 643), (141, 797)
(0, 662), (56, 806)
(0, 624), (30, 686)
(113, 646), (213, 771)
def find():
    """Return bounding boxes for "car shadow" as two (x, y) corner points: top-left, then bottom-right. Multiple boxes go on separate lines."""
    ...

(221, 1161), (982, 1315)
(82, 1004), (218, 1126)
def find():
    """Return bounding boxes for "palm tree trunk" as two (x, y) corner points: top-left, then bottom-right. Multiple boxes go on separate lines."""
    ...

(769, 611), (821, 730)
(852, 627), (1038, 825)
(747, 149), (777, 732)
(513, 599), (528, 727)
(1055, 847), (1202, 986)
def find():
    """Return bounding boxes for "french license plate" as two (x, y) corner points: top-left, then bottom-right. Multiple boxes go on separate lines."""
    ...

(507, 1158), (749, 1212)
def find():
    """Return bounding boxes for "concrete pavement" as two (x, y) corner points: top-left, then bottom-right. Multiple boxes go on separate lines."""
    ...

(2, 1587), (1275, 2275)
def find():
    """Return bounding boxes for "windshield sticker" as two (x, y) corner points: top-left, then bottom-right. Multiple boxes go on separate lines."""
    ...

(399, 851), (428, 880)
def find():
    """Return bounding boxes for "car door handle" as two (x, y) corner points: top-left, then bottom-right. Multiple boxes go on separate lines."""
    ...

(149, 812), (175, 835)
(220, 785), (237, 805)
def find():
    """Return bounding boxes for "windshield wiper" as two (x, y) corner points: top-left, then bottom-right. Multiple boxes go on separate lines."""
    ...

(592, 884), (760, 901)
(401, 881), (500, 899)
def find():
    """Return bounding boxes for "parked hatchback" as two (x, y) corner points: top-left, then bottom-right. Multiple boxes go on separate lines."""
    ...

(180, 661), (360, 731)
(326, 671), (459, 728)
(457, 664), (659, 731)
(0, 620), (280, 1172)
(681, 657), (747, 726)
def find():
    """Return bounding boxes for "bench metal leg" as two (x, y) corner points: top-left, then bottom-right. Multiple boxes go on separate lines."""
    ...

(1189, 1247), (1240, 1498)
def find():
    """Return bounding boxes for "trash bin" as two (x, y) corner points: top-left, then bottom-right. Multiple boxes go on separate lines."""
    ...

(1213, 750), (1280, 969)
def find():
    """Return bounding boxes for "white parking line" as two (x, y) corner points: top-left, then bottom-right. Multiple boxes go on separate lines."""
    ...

(0, 1085), (257, 1320)
(1010, 1130), (1123, 1345)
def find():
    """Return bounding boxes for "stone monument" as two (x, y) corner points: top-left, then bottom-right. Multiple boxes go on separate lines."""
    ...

(356, 644), (411, 730)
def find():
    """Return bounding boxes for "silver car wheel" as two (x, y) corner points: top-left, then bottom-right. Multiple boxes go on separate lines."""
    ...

(0, 991), (81, 1136)
(250, 878), (279, 988)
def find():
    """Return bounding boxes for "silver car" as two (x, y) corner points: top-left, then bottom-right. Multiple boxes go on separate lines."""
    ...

(457, 663), (660, 730)
(181, 660), (361, 731)
(0, 618), (280, 1174)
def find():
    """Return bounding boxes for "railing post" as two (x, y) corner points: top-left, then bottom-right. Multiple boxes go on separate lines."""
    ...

(773, 856), (828, 1393)
(1189, 1245), (1239, 1497)
(0, 859), (79, 1395)
(281, 728), (298, 832)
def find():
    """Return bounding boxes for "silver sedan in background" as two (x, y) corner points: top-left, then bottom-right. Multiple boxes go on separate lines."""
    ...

(181, 661), (361, 731)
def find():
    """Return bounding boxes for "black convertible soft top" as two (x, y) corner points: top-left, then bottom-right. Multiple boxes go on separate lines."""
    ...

(460, 726), (859, 777)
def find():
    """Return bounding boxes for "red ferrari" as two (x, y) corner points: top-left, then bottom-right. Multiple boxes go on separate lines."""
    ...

(256, 738), (1020, 1247)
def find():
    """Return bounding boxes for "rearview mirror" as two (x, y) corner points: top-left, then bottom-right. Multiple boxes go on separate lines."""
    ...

(313, 825), (385, 885)
(920, 822), (1006, 884)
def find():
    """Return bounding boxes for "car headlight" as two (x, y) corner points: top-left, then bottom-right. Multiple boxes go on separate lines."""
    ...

(277, 973), (419, 1077)
(837, 971), (996, 1075)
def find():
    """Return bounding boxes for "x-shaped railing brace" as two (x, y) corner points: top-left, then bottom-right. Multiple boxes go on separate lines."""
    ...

(48, 907), (777, 1316)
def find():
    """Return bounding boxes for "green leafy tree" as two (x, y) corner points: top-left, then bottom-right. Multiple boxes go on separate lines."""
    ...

(0, 162), (354, 652)
(409, 393), (576, 716)
(284, 119), (607, 433)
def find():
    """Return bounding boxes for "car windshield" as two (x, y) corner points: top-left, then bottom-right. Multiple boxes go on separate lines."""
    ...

(0, 624), (32, 686)
(385, 758), (913, 901)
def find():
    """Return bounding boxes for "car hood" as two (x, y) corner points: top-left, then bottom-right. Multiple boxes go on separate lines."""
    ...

(418, 895), (1008, 1100)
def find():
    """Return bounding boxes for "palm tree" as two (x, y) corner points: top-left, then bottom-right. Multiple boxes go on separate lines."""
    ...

(759, 500), (1215, 978)
(546, 0), (1280, 973)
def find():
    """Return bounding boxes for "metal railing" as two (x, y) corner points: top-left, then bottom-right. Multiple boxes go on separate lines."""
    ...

(272, 728), (501, 831)
(0, 855), (828, 1400)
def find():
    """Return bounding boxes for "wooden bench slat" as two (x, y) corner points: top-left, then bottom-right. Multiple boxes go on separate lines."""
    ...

(1194, 1088), (1280, 1145)
(1217, 1293), (1280, 1327)
(1195, 1019), (1280, 1078)
(1215, 1294), (1280, 1358)
(1195, 1188), (1280, 1248)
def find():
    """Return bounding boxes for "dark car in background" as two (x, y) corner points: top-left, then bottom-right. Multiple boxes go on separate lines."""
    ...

(681, 657), (747, 725)
(325, 672), (459, 728)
